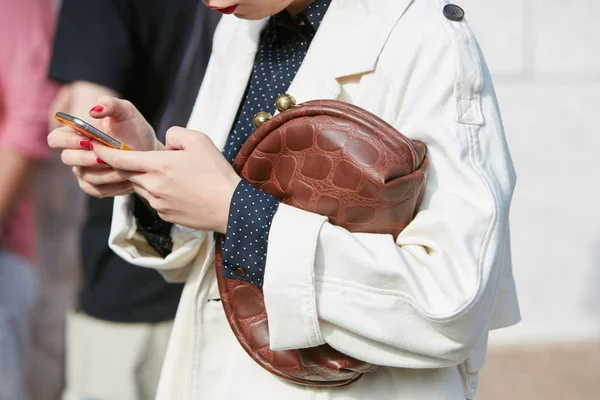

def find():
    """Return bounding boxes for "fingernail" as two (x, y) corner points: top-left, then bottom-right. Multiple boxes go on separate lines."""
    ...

(96, 157), (106, 165)
(90, 105), (104, 113)
(80, 140), (92, 149)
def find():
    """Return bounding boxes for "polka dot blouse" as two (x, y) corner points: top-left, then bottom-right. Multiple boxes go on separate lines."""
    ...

(221, 0), (332, 289)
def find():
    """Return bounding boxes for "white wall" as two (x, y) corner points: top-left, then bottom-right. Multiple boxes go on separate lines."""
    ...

(457, 0), (600, 344)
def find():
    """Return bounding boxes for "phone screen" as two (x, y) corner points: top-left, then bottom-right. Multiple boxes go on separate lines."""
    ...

(54, 112), (131, 150)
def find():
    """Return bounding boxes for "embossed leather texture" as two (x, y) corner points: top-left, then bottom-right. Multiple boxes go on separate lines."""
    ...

(215, 99), (429, 386)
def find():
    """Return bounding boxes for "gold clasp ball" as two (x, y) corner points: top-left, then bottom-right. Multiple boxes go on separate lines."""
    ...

(275, 94), (297, 112)
(253, 111), (273, 129)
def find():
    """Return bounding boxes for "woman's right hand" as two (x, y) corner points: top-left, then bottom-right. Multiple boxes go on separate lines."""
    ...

(47, 96), (161, 198)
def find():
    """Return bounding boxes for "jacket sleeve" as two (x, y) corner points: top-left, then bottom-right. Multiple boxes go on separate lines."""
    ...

(262, 36), (519, 368)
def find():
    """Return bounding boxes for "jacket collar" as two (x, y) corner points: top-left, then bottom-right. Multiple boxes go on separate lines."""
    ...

(201, 0), (413, 148)
(290, 0), (414, 103)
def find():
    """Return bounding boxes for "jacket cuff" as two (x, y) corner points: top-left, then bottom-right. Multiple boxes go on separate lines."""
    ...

(109, 194), (205, 278)
(263, 203), (327, 350)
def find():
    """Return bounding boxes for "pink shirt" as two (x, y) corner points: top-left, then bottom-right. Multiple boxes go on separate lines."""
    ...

(0, 0), (59, 260)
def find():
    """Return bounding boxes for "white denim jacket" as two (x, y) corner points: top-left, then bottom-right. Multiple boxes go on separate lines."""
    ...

(109, 0), (520, 398)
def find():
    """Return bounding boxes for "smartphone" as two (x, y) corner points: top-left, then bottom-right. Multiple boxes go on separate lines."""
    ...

(54, 112), (131, 150)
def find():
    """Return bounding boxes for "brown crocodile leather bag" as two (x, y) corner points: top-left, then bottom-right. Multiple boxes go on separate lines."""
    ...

(215, 96), (429, 387)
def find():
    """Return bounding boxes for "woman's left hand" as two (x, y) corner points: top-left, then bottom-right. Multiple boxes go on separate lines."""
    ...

(92, 127), (241, 234)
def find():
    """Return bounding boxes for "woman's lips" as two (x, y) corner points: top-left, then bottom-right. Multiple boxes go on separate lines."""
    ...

(208, 4), (238, 14)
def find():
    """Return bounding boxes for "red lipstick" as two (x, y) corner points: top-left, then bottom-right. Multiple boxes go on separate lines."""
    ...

(208, 4), (238, 14)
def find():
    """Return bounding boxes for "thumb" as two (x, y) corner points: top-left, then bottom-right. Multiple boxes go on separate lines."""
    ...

(89, 96), (137, 121)
(165, 126), (197, 151)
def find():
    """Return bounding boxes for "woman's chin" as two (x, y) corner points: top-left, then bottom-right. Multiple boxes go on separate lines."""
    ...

(233, 13), (265, 20)
(230, 6), (272, 20)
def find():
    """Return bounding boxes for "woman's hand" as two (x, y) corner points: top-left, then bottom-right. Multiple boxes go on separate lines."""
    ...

(92, 127), (242, 233)
(87, 96), (161, 152)
(47, 96), (160, 198)
(47, 125), (134, 198)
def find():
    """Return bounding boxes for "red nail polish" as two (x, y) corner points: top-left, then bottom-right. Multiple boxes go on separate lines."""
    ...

(90, 105), (104, 113)
(96, 157), (106, 165)
(80, 140), (92, 149)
